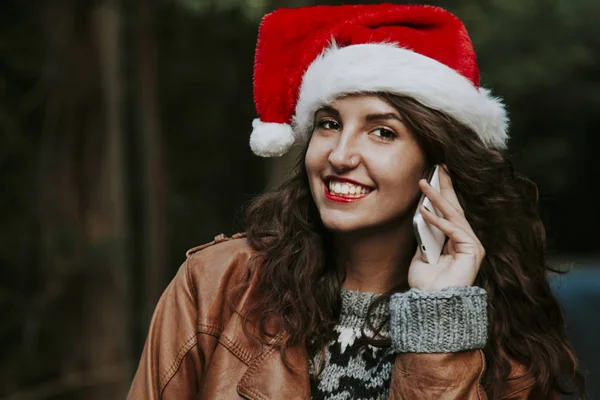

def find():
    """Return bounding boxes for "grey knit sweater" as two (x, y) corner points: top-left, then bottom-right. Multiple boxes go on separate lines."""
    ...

(309, 286), (488, 400)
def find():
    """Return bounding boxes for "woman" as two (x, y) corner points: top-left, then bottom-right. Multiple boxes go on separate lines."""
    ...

(128, 4), (583, 399)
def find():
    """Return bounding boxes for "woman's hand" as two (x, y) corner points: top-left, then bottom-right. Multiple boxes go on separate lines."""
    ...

(408, 165), (486, 292)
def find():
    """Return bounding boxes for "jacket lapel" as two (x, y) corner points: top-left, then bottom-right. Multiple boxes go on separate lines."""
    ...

(237, 342), (311, 400)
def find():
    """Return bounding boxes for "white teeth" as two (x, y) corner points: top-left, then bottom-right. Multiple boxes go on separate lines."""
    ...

(327, 180), (370, 197)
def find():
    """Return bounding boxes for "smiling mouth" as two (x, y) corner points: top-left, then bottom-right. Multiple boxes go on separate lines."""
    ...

(324, 178), (373, 202)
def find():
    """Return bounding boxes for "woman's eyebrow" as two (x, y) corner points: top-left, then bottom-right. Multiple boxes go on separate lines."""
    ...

(365, 112), (403, 122)
(315, 105), (340, 117)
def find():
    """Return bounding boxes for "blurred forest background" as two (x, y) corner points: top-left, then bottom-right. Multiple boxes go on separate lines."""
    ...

(1, 0), (599, 398)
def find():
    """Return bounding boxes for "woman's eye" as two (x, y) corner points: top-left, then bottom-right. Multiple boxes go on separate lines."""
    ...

(372, 127), (397, 140)
(317, 120), (340, 130)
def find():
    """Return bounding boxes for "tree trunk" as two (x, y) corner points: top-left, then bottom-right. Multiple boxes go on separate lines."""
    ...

(36, 0), (130, 397)
(136, 0), (166, 329)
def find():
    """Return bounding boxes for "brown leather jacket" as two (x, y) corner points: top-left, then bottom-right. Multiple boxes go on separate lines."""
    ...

(128, 234), (541, 399)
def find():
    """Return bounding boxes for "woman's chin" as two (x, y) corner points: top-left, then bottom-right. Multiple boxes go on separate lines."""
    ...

(320, 213), (371, 233)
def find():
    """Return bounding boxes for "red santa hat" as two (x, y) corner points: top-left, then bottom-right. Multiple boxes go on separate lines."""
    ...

(250, 4), (508, 157)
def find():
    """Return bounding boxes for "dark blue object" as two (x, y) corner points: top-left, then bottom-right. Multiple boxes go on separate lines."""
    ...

(550, 266), (600, 399)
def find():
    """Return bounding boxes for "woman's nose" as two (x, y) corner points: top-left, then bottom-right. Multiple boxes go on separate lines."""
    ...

(328, 132), (360, 172)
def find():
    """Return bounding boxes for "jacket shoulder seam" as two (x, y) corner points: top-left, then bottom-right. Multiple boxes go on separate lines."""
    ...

(198, 323), (223, 337)
(196, 323), (252, 365)
(237, 345), (279, 400)
(159, 332), (199, 393)
(218, 335), (252, 365)
(238, 386), (270, 400)
(184, 256), (197, 299)
(185, 232), (247, 257)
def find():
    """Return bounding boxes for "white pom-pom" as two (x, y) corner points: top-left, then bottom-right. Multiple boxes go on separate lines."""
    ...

(249, 119), (295, 157)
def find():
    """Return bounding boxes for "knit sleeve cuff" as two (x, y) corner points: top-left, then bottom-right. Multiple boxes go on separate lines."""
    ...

(389, 286), (488, 353)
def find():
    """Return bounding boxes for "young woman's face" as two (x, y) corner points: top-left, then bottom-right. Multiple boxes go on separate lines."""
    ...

(305, 94), (427, 233)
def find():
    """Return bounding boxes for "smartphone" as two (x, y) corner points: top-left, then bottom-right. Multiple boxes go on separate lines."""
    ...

(412, 165), (446, 264)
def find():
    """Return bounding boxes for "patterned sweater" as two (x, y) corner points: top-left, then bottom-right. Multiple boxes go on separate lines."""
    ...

(309, 287), (488, 400)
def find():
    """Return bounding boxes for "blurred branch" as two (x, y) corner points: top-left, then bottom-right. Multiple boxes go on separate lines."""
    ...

(1, 363), (130, 400)
(136, 0), (167, 324)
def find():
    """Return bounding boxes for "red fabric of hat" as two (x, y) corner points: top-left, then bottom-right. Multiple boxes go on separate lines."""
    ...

(250, 4), (508, 157)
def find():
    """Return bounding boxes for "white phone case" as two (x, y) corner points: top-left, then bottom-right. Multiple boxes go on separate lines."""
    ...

(412, 165), (446, 264)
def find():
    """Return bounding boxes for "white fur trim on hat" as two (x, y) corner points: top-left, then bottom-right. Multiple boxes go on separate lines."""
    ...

(250, 119), (295, 157)
(293, 43), (509, 149)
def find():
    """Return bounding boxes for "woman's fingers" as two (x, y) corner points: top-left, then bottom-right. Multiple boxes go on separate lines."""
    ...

(419, 204), (470, 245)
(438, 165), (465, 215)
(419, 165), (486, 262)
(419, 205), (485, 259)
(419, 178), (469, 230)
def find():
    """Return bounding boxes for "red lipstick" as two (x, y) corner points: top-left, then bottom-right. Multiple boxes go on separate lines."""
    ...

(323, 183), (369, 203)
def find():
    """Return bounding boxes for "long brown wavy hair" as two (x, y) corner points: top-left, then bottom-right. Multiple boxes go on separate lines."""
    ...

(238, 93), (584, 398)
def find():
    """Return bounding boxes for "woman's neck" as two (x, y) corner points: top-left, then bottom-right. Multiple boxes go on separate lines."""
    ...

(334, 217), (415, 293)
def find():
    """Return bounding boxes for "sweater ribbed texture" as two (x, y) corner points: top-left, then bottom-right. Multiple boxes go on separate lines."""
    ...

(389, 286), (488, 353)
